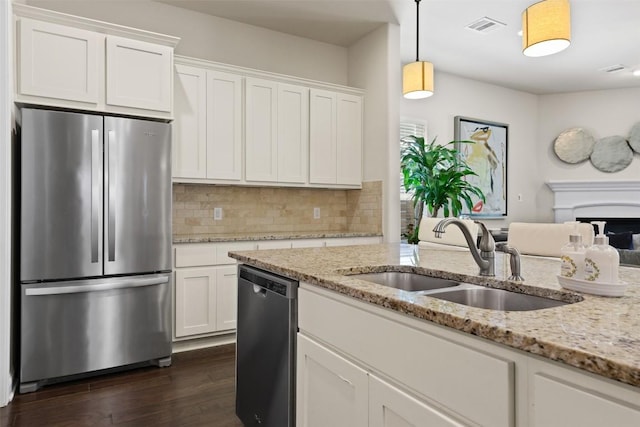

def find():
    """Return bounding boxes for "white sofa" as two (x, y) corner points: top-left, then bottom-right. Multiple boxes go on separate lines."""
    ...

(417, 217), (478, 250)
(507, 222), (594, 258)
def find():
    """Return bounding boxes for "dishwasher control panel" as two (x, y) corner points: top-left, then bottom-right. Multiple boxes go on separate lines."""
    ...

(239, 265), (298, 298)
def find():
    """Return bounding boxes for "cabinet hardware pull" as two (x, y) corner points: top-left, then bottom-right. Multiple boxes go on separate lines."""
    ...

(338, 375), (353, 385)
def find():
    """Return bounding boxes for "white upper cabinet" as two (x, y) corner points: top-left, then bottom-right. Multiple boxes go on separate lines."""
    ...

(18, 18), (102, 105)
(173, 64), (243, 181)
(245, 78), (309, 184)
(173, 64), (207, 179)
(310, 89), (363, 187)
(336, 93), (363, 186)
(172, 55), (362, 189)
(105, 36), (173, 112)
(13, 4), (179, 119)
(245, 77), (279, 182)
(309, 89), (337, 185)
(277, 83), (309, 184)
(207, 71), (243, 181)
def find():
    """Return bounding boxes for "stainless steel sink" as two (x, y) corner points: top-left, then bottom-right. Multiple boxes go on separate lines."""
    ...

(350, 272), (460, 292)
(428, 287), (569, 311)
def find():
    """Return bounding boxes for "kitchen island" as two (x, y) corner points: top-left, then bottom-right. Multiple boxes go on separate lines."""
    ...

(229, 243), (640, 427)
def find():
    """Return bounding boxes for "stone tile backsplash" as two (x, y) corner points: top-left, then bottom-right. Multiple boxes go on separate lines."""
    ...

(173, 181), (382, 236)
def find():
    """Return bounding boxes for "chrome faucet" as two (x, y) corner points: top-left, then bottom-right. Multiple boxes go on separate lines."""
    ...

(433, 218), (495, 276)
(496, 243), (525, 281)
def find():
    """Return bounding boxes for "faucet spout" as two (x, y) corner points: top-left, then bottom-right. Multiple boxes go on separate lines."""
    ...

(433, 218), (496, 276)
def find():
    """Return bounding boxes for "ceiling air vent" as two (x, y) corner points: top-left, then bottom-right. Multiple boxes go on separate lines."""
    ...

(465, 17), (506, 34)
(599, 64), (626, 73)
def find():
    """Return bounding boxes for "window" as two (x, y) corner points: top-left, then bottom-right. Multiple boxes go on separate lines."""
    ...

(400, 119), (426, 201)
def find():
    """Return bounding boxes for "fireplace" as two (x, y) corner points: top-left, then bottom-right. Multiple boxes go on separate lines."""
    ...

(546, 180), (640, 223)
(576, 218), (640, 234)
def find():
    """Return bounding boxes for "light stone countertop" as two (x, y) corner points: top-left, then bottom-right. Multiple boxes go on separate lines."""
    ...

(229, 243), (640, 388)
(173, 231), (382, 244)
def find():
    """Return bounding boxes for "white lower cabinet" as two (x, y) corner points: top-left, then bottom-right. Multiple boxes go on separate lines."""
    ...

(174, 265), (238, 338)
(297, 333), (463, 427)
(174, 267), (217, 337)
(369, 376), (465, 427)
(215, 266), (238, 331)
(298, 284), (640, 427)
(297, 334), (369, 427)
(529, 371), (640, 427)
(173, 242), (252, 339)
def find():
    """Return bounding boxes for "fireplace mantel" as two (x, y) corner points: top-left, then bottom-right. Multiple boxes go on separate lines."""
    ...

(547, 180), (640, 223)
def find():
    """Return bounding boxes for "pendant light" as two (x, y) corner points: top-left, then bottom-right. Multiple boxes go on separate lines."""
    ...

(522, 0), (571, 57)
(403, 0), (434, 99)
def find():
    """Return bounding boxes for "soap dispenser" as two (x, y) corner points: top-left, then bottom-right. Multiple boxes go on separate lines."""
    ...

(560, 222), (587, 279)
(584, 221), (619, 284)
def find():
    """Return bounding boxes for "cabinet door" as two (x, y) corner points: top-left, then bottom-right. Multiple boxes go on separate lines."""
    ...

(207, 71), (243, 181)
(106, 36), (172, 112)
(531, 374), (640, 427)
(245, 77), (278, 182)
(297, 335), (368, 427)
(216, 266), (238, 331)
(278, 83), (309, 183)
(18, 18), (101, 104)
(309, 89), (337, 184)
(175, 267), (217, 337)
(370, 376), (465, 427)
(336, 93), (362, 186)
(173, 64), (207, 179)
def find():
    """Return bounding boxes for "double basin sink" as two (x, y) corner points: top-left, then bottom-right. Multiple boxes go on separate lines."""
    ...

(349, 271), (571, 311)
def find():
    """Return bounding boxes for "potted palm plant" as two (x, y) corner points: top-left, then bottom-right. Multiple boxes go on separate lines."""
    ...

(401, 136), (485, 244)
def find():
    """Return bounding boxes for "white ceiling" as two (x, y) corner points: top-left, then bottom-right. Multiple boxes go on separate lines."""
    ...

(158, 0), (640, 94)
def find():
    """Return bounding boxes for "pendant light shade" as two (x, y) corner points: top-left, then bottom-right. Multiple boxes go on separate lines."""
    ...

(522, 0), (571, 57)
(403, 0), (434, 99)
(403, 61), (434, 99)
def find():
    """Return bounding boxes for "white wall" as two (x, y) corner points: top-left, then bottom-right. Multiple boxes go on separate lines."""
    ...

(0, 0), (13, 408)
(537, 88), (640, 222)
(26, 0), (348, 85)
(348, 24), (401, 242)
(400, 72), (539, 229)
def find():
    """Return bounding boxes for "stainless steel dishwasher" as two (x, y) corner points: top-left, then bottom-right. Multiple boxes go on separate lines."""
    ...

(236, 265), (298, 427)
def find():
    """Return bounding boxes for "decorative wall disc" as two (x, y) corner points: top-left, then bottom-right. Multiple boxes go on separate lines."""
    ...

(553, 128), (595, 164)
(629, 122), (640, 154)
(590, 135), (633, 173)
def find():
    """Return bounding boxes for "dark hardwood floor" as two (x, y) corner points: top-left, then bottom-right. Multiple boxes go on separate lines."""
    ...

(0, 345), (244, 427)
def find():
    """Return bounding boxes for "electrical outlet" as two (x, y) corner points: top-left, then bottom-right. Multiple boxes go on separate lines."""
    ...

(214, 207), (223, 220)
(313, 207), (320, 219)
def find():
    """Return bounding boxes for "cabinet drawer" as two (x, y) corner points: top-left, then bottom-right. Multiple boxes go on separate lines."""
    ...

(256, 240), (292, 250)
(531, 374), (640, 427)
(299, 287), (514, 427)
(174, 244), (216, 267)
(217, 242), (257, 265)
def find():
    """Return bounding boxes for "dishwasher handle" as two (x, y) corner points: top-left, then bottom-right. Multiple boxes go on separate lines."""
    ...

(25, 276), (169, 296)
(253, 284), (268, 296)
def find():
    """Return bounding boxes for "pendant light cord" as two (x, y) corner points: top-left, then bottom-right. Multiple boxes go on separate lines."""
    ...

(415, 0), (421, 62)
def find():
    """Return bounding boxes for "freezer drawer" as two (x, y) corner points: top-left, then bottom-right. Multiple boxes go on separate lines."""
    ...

(20, 274), (172, 391)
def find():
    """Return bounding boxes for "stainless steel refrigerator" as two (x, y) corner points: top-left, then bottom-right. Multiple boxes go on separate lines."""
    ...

(18, 108), (173, 393)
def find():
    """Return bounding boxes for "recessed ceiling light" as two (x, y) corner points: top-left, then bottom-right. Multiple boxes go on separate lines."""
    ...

(517, 30), (523, 37)
(633, 69), (640, 77)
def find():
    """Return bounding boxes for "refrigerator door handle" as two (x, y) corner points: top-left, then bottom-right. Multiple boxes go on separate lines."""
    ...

(91, 129), (100, 263)
(25, 275), (169, 296)
(107, 130), (116, 262)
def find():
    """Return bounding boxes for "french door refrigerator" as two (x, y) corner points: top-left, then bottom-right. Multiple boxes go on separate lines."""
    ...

(18, 108), (173, 393)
